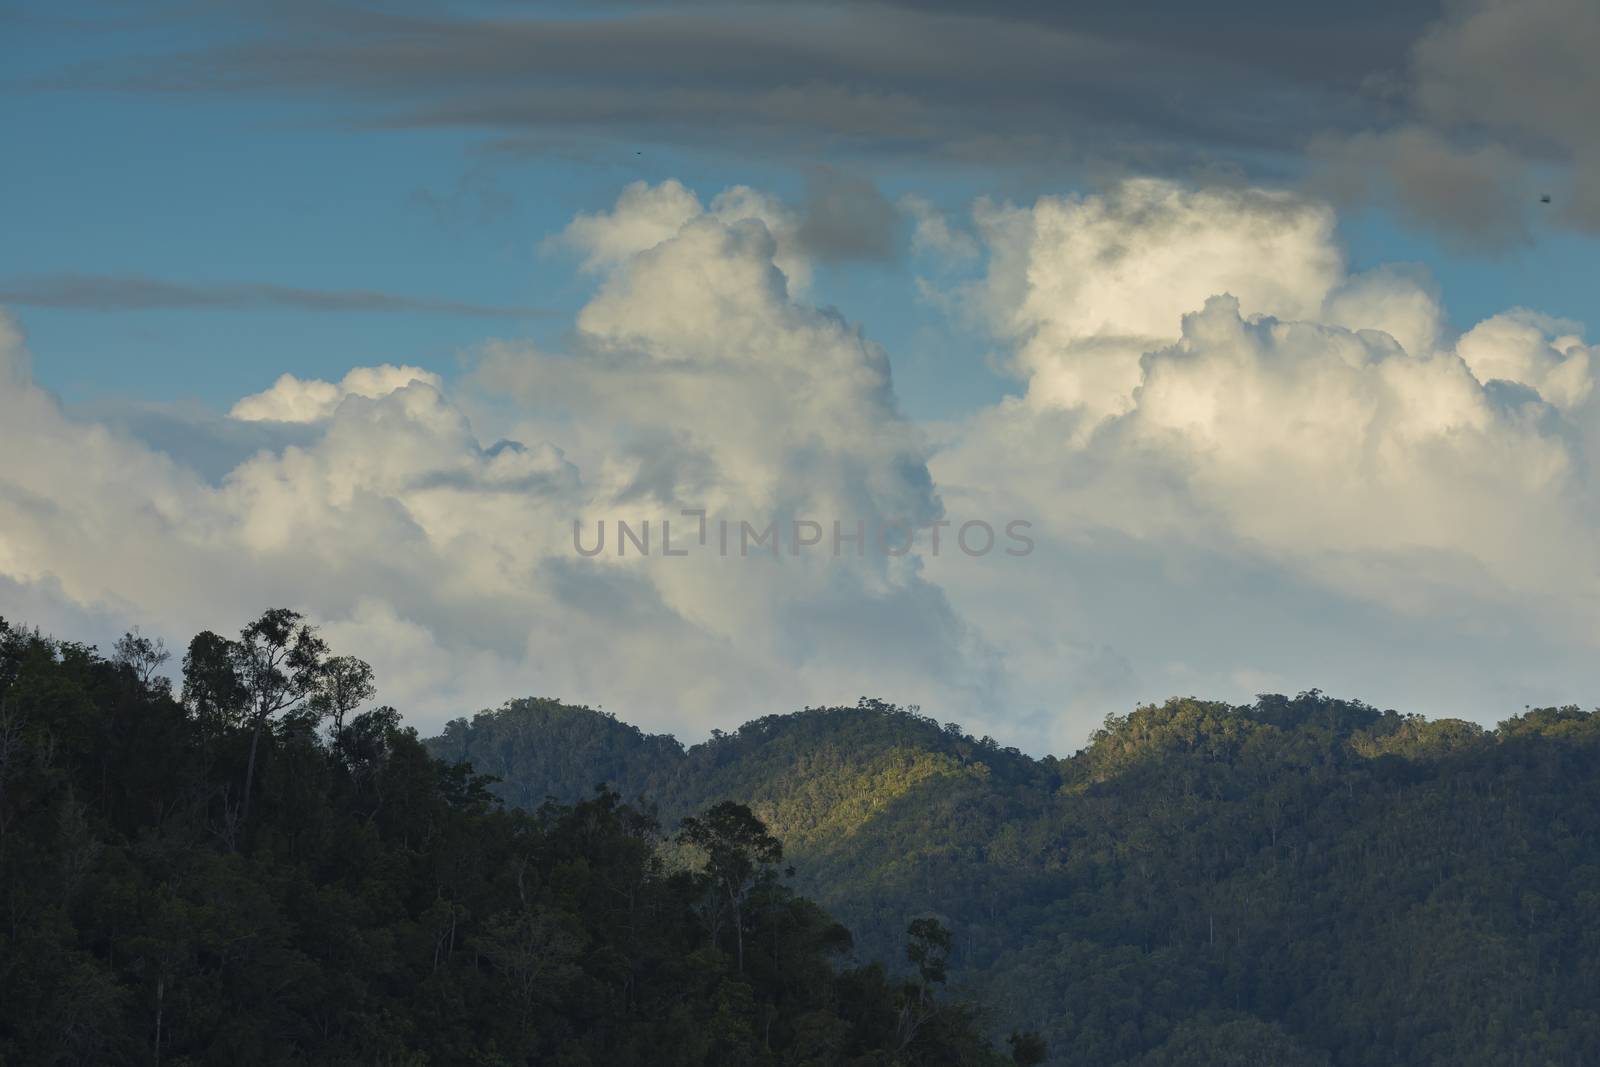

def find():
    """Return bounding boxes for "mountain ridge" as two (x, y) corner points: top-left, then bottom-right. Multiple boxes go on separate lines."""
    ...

(427, 692), (1600, 1065)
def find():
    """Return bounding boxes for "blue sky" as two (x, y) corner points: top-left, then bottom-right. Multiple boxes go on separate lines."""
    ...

(4, 0), (1600, 752)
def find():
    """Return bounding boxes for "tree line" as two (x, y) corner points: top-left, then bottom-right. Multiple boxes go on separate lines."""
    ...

(0, 611), (1038, 1066)
(437, 695), (1600, 1065)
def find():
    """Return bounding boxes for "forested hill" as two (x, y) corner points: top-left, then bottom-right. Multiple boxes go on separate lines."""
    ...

(0, 615), (1019, 1066)
(428, 694), (1600, 1066)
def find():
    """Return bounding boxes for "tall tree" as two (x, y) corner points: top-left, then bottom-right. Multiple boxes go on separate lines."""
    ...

(679, 801), (783, 973)
(233, 609), (327, 823)
(310, 655), (376, 762)
(899, 916), (953, 1051)
(180, 631), (246, 739)
(113, 627), (171, 694)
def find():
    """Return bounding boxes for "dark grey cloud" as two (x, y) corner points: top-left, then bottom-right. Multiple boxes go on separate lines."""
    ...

(1312, 0), (1600, 247)
(795, 168), (899, 262)
(29, 0), (1592, 246)
(0, 273), (542, 317)
(1312, 128), (1533, 251)
(41, 2), (1434, 176)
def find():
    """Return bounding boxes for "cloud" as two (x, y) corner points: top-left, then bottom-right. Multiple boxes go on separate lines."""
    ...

(1456, 310), (1595, 413)
(558, 180), (709, 273)
(966, 180), (1342, 421)
(557, 179), (813, 290)
(554, 171), (898, 283)
(0, 273), (539, 317)
(29, 1), (1593, 245)
(489, 184), (987, 713)
(0, 181), (997, 744)
(1312, 128), (1533, 250)
(944, 179), (1596, 577)
(6, 174), (1600, 756)
(925, 176), (1600, 748)
(793, 169), (899, 263)
(83, 401), (325, 484)
(44, 3), (1424, 178)
(903, 195), (980, 264)
(230, 365), (445, 423)
(1315, 0), (1600, 245)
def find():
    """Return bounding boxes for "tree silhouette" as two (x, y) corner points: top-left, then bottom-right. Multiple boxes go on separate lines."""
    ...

(234, 609), (327, 823)
(113, 628), (170, 694)
(180, 631), (246, 742)
(678, 800), (782, 972)
(310, 655), (376, 762)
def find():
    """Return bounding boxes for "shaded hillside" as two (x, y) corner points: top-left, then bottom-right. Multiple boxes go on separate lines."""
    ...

(430, 696), (686, 809)
(429, 693), (1600, 1066)
(0, 616), (1016, 1066)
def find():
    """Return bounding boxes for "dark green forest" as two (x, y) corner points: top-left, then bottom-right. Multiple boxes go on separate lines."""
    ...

(7, 608), (1600, 1066)
(0, 612), (1020, 1066)
(432, 696), (1600, 1067)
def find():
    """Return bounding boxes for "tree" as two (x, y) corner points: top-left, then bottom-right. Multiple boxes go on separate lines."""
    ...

(2, 614), (1019, 1066)
(898, 915), (953, 1050)
(233, 609), (327, 823)
(180, 631), (246, 739)
(679, 801), (783, 972)
(906, 916), (951, 992)
(114, 627), (171, 694)
(310, 655), (376, 761)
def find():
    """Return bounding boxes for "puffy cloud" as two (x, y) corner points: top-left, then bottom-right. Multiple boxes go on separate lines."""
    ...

(1456, 311), (1595, 413)
(926, 177), (1600, 748)
(0, 180), (996, 742)
(559, 179), (706, 273)
(230, 364), (443, 423)
(983, 181), (1586, 482)
(485, 183), (987, 721)
(1124, 295), (1580, 586)
(1320, 263), (1445, 361)
(558, 173), (897, 292)
(558, 179), (812, 291)
(969, 180), (1342, 422)
(7, 175), (1600, 755)
(526, 182), (937, 530)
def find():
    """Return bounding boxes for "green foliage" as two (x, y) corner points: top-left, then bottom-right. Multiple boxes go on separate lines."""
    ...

(0, 618), (1006, 1066)
(1131, 1015), (1329, 1066)
(448, 691), (1600, 1066)
(905, 917), (951, 988)
(431, 696), (685, 811)
(679, 801), (785, 972)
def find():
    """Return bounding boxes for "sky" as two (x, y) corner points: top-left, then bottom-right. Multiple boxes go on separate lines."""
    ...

(3, 0), (1600, 754)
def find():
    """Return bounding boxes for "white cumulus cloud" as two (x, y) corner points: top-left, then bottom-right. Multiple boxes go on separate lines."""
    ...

(230, 364), (443, 423)
(5, 175), (1600, 754)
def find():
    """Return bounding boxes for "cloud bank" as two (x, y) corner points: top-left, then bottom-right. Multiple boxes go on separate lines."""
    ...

(4, 176), (1599, 753)
(0, 273), (538, 317)
(42, 0), (1600, 246)
(1316, 0), (1600, 246)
